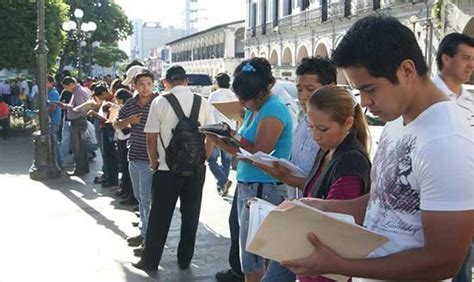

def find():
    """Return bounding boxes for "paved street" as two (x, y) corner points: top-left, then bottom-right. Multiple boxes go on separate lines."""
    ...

(0, 136), (234, 282)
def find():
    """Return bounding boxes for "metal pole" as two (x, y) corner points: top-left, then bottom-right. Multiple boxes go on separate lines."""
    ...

(29, 0), (60, 180)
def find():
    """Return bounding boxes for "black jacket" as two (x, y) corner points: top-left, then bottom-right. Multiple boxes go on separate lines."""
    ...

(303, 133), (371, 199)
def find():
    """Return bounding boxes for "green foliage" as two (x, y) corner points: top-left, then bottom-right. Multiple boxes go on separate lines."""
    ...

(60, 0), (133, 75)
(431, 0), (444, 30)
(93, 43), (128, 68)
(0, 0), (69, 72)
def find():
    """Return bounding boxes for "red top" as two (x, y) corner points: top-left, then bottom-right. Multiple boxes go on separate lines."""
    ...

(0, 102), (10, 119)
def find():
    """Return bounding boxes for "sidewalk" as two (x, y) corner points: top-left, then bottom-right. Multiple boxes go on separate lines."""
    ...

(0, 136), (234, 282)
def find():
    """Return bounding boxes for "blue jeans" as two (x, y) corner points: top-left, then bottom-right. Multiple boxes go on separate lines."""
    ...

(58, 121), (70, 166)
(129, 160), (153, 240)
(262, 260), (296, 282)
(50, 123), (60, 165)
(207, 147), (232, 188)
(237, 182), (287, 274)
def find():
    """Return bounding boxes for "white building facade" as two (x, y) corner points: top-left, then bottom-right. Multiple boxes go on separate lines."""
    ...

(244, 0), (474, 82)
(130, 20), (187, 61)
(165, 21), (246, 78)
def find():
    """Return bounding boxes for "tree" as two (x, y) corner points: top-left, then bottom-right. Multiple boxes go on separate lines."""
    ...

(60, 0), (133, 75)
(0, 0), (69, 72)
(92, 43), (128, 68)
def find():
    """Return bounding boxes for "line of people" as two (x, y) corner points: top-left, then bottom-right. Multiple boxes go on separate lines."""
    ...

(38, 15), (473, 282)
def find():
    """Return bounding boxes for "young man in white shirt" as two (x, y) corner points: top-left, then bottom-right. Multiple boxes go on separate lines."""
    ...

(133, 65), (215, 271)
(208, 73), (237, 196)
(434, 31), (474, 282)
(434, 32), (474, 128)
(281, 16), (474, 281)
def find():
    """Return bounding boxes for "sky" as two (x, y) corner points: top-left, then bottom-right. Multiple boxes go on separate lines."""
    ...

(114, 0), (246, 55)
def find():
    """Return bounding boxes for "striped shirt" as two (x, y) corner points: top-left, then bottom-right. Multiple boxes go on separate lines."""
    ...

(118, 94), (158, 161)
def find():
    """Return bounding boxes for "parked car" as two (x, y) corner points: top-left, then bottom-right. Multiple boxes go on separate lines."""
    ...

(187, 74), (213, 98)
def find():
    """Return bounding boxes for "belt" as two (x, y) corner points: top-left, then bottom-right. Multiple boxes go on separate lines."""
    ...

(237, 181), (284, 186)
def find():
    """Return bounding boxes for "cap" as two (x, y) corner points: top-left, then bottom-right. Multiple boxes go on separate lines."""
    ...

(165, 65), (187, 81)
(123, 65), (144, 86)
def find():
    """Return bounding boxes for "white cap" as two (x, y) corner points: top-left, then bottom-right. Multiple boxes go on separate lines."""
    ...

(123, 65), (144, 86)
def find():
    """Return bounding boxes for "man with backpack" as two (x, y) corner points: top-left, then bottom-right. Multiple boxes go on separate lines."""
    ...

(133, 65), (215, 271)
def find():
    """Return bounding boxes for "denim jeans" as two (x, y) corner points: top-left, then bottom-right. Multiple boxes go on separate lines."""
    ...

(59, 121), (71, 166)
(208, 147), (232, 188)
(129, 160), (153, 239)
(237, 182), (287, 274)
(262, 260), (296, 282)
(50, 123), (60, 165)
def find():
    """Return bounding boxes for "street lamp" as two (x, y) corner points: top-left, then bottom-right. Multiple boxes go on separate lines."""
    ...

(29, 0), (60, 180)
(62, 8), (97, 78)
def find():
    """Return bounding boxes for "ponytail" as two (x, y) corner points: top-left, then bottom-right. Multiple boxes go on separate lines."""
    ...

(352, 104), (371, 153)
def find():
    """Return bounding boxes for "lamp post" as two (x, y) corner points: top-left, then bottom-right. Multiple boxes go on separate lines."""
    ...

(29, 0), (60, 180)
(62, 9), (97, 78)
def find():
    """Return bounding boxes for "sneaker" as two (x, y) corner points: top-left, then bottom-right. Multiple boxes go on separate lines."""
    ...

(126, 235), (143, 247)
(133, 246), (144, 257)
(215, 269), (244, 282)
(221, 180), (233, 197)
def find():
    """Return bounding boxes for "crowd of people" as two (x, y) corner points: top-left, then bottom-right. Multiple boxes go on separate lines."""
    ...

(2, 15), (472, 282)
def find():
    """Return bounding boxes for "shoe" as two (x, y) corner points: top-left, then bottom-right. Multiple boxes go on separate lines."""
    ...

(215, 269), (244, 282)
(67, 170), (85, 176)
(120, 197), (137, 206)
(127, 235), (143, 247)
(133, 246), (144, 257)
(221, 180), (232, 197)
(132, 221), (139, 227)
(102, 182), (118, 188)
(132, 260), (157, 272)
(178, 261), (190, 270)
(93, 175), (106, 184)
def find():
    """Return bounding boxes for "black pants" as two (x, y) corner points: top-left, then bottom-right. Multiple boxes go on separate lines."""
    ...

(229, 188), (243, 276)
(69, 117), (89, 174)
(117, 139), (133, 197)
(0, 118), (9, 140)
(102, 124), (118, 185)
(141, 167), (206, 268)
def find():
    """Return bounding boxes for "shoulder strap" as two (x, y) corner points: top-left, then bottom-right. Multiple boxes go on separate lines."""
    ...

(164, 94), (186, 120)
(189, 94), (201, 122)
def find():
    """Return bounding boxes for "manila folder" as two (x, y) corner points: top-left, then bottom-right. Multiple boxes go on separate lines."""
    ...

(246, 203), (388, 279)
(212, 101), (243, 122)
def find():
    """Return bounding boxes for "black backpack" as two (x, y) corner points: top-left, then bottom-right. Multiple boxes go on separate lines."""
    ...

(160, 93), (206, 176)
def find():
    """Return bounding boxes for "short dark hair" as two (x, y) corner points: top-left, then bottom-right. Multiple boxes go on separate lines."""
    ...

(134, 70), (154, 83)
(215, 73), (230, 88)
(232, 57), (275, 101)
(110, 78), (129, 92)
(296, 56), (337, 85)
(165, 65), (187, 81)
(115, 88), (133, 102)
(125, 59), (144, 71)
(62, 76), (77, 86)
(47, 75), (55, 84)
(93, 85), (109, 96)
(332, 15), (428, 84)
(436, 33), (474, 70)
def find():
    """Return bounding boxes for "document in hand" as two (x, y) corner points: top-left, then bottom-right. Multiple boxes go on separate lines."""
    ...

(237, 148), (307, 178)
(73, 100), (96, 113)
(212, 101), (243, 122)
(199, 123), (241, 147)
(246, 201), (388, 280)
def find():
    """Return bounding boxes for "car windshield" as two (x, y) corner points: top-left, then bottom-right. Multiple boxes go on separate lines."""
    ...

(186, 74), (212, 86)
